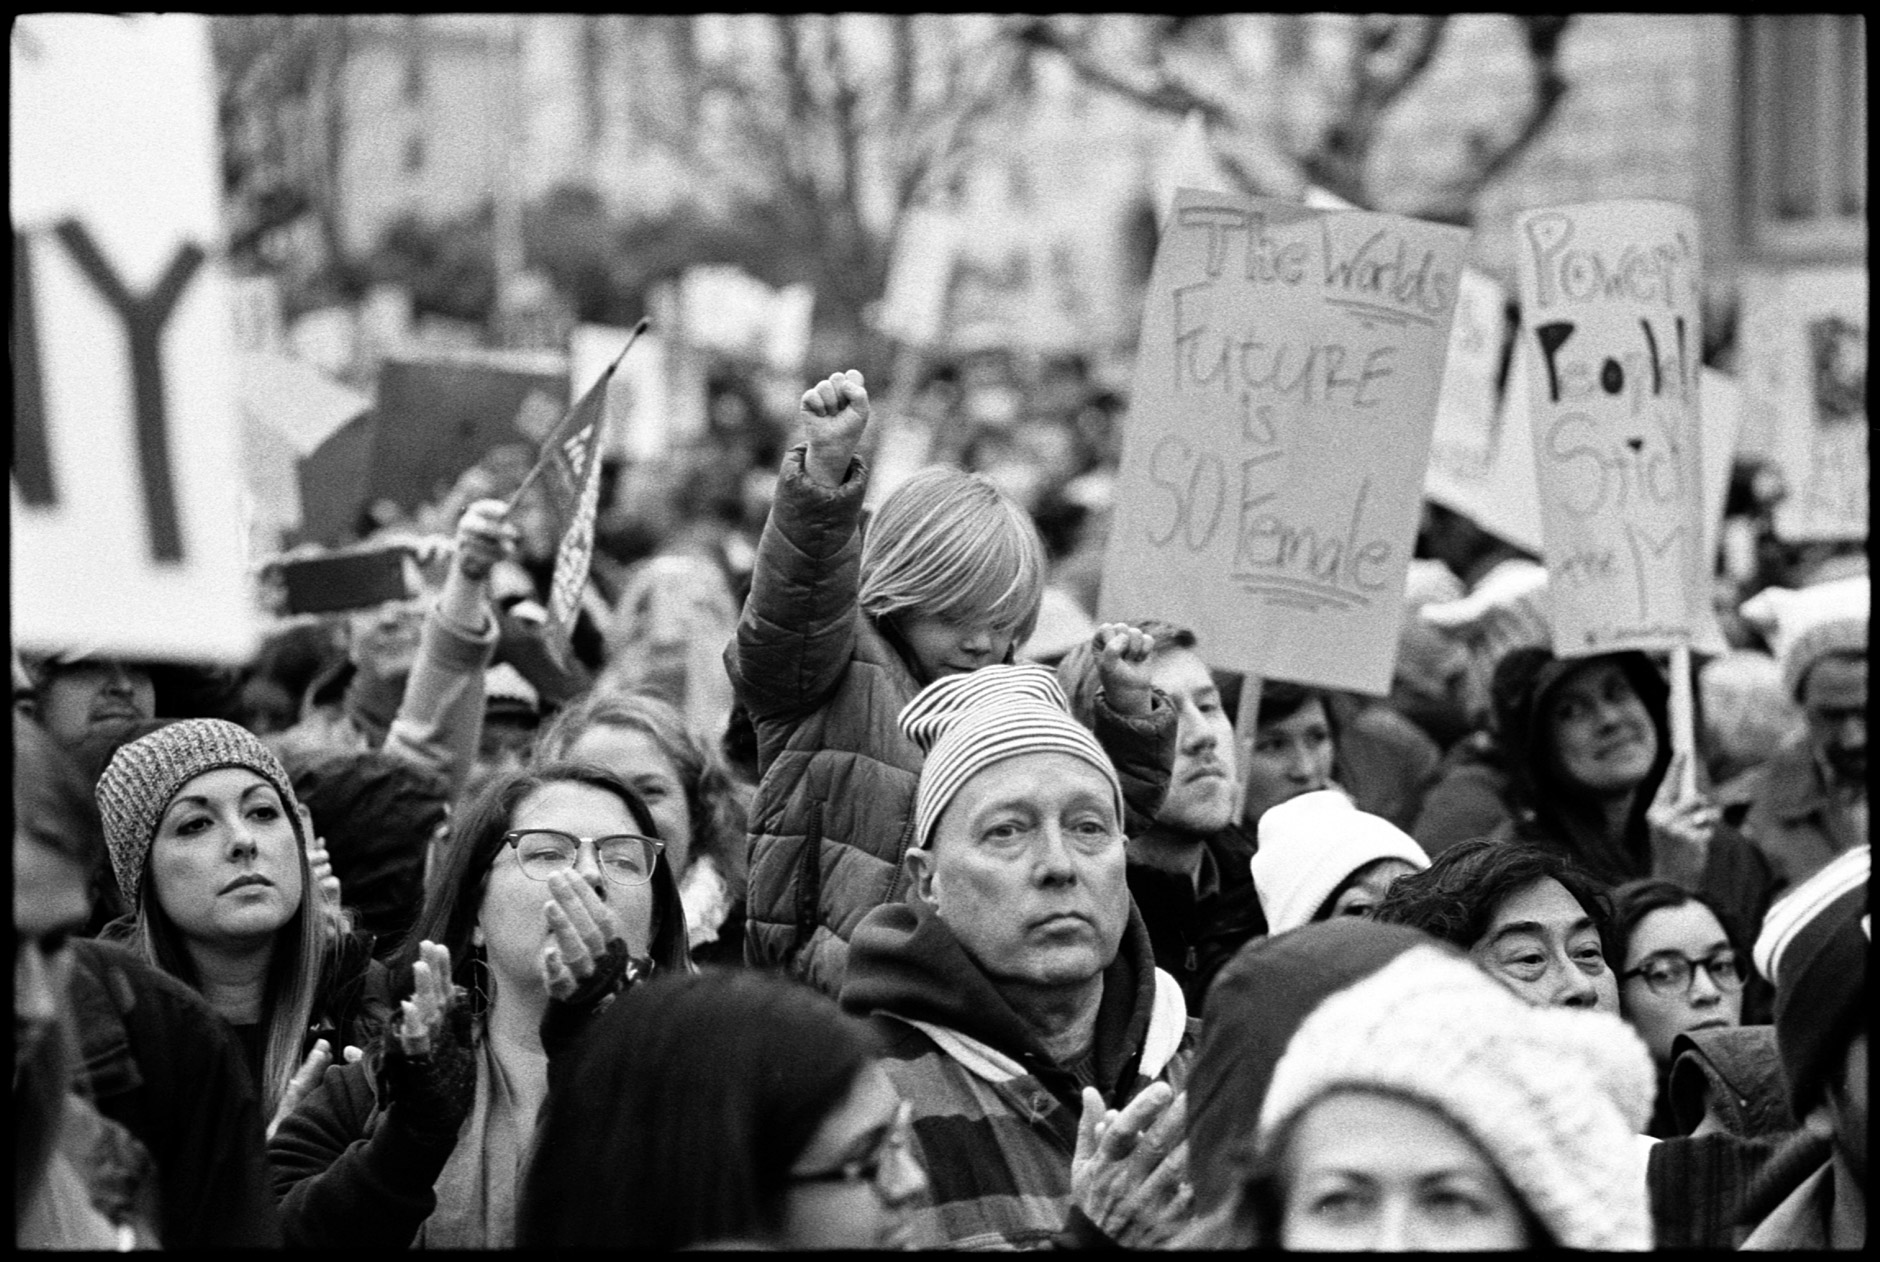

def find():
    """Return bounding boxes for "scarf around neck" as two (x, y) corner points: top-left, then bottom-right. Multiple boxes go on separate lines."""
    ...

(414, 1036), (530, 1249)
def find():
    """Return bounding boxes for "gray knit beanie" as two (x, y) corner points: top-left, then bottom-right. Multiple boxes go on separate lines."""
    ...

(95, 718), (308, 910)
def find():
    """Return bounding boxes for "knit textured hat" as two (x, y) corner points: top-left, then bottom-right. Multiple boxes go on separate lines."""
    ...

(1189, 917), (1438, 1213)
(1260, 947), (1657, 1250)
(1751, 844), (1868, 1116)
(96, 718), (308, 909)
(1252, 789), (1431, 934)
(1739, 574), (1868, 700)
(899, 663), (1121, 849)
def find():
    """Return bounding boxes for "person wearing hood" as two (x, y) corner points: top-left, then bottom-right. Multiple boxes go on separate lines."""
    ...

(1484, 645), (1777, 951)
(838, 665), (1195, 1249)
(269, 500), (517, 799)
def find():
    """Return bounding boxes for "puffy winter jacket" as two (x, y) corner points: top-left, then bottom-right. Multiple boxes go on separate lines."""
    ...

(729, 446), (1175, 995)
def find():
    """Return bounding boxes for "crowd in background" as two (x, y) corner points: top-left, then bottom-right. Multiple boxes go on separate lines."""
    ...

(14, 348), (1869, 1251)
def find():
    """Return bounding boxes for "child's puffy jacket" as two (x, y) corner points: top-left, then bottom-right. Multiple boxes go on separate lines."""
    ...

(727, 446), (1175, 995)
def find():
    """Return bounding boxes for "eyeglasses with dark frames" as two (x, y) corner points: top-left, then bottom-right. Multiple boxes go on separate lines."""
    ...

(785, 1101), (916, 1188)
(1620, 949), (1745, 996)
(502, 829), (663, 886)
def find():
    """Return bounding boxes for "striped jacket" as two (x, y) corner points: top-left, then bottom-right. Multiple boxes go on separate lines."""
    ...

(842, 901), (1193, 1250)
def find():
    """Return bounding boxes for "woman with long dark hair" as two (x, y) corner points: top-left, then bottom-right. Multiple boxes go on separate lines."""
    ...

(521, 968), (927, 1249)
(267, 761), (692, 1247)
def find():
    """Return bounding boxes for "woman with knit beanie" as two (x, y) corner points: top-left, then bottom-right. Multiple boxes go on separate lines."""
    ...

(93, 718), (381, 1138)
(1211, 934), (1657, 1248)
(1250, 789), (1431, 933)
(266, 761), (694, 1247)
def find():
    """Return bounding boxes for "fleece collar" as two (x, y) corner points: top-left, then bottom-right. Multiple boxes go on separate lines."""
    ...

(840, 897), (1179, 1097)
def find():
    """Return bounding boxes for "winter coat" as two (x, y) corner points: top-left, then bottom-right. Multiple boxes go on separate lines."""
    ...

(1410, 730), (1515, 857)
(269, 599), (498, 798)
(1125, 821), (1267, 1010)
(67, 938), (284, 1249)
(1490, 649), (1779, 950)
(840, 898), (1192, 1250)
(730, 446), (1175, 995)
(1645, 1130), (1791, 1250)
(1720, 730), (1867, 895)
(1735, 1130), (1856, 1250)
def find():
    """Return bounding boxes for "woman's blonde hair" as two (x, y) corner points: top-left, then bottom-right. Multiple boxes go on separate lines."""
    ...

(858, 466), (1047, 646)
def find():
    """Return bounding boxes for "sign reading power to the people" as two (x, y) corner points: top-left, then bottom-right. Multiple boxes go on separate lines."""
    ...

(11, 14), (259, 663)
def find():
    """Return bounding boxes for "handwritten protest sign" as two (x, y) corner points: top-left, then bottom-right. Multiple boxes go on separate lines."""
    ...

(1741, 267), (1866, 542)
(1514, 200), (1707, 657)
(1423, 267), (1546, 551)
(12, 14), (259, 662)
(1100, 189), (1470, 695)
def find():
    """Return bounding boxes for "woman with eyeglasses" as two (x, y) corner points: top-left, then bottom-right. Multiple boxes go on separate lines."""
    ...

(1608, 878), (1754, 1138)
(267, 761), (692, 1247)
(520, 967), (928, 1249)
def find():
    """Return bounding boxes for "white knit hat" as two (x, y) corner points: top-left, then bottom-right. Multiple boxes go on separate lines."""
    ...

(899, 663), (1121, 849)
(1739, 574), (1868, 699)
(1259, 946), (1657, 1251)
(1252, 790), (1431, 934)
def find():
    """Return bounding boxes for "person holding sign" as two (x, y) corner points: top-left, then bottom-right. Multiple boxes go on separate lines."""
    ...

(1483, 647), (1778, 969)
(727, 369), (1174, 996)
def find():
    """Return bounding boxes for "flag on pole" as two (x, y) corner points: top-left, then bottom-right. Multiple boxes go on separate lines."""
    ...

(509, 318), (646, 661)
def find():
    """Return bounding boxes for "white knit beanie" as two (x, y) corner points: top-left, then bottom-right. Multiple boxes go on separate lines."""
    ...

(1739, 574), (1868, 700)
(899, 663), (1122, 849)
(1259, 947), (1657, 1251)
(1252, 789), (1431, 934)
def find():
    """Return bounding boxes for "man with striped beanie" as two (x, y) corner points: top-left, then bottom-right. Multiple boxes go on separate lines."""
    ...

(839, 664), (1194, 1249)
(1739, 844), (1867, 1249)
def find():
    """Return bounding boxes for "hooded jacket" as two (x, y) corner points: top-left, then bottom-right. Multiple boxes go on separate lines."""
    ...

(730, 447), (1175, 996)
(840, 899), (1190, 1250)
(1489, 648), (1777, 953)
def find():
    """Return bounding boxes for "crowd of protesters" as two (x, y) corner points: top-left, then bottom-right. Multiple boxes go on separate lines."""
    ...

(14, 356), (1869, 1251)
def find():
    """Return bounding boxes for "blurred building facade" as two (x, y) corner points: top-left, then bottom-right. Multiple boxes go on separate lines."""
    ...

(218, 14), (1862, 339)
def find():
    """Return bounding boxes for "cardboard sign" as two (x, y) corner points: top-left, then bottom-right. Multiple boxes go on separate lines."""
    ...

(1691, 368), (1744, 654)
(1514, 200), (1707, 657)
(573, 323), (671, 461)
(875, 207), (959, 348)
(1743, 267), (1867, 542)
(1421, 267), (1546, 551)
(12, 14), (260, 663)
(1100, 189), (1471, 695)
(367, 350), (569, 514)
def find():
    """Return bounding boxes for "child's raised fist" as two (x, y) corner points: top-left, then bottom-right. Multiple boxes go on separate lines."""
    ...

(801, 369), (869, 487)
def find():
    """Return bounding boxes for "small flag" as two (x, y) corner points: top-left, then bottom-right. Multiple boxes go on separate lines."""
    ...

(509, 318), (646, 661)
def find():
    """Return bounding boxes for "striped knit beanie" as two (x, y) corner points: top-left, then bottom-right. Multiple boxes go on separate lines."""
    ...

(1260, 946), (1658, 1250)
(1751, 844), (1868, 1116)
(95, 718), (308, 909)
(899, 663), (1122, 849)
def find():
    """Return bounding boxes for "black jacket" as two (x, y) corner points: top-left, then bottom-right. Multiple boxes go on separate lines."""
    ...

(1125, 821), (1267, 1010)
(68, 939), (284, 1249)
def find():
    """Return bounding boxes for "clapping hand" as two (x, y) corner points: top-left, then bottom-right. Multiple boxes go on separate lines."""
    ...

(540, 870), (629, 1001)
(1071, 1082), (1195, 1248)
(267, 1038), (364, 1140)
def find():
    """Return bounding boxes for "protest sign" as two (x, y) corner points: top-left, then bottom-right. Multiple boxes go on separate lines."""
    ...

(1691, 368), (1744, 655)
(573, 323), (673, 461)
(235, 350), (372, 547)
(1157, 111), (1230, 227)
(12, 13), (259, 663)
(1742, 267), (1866, 542)
(875, 208), (959, 348)
(678, 265), (815, 372)
(1422, 267), (1545, 552)
(1514, 200), (1707, 657)
(367, 349), (569, 514)
(1100, 188), (1471, 695)
(228, 274), (286, 353)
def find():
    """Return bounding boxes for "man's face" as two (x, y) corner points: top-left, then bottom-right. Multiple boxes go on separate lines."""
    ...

(1468, 876), (1619, 1015)
(1801, 653), (1866, 787)
(1148, 647), (1238, 835)
(345, 595), (429, 684)
(35, 658), (155, 748)
(909, 752), (1129, 990)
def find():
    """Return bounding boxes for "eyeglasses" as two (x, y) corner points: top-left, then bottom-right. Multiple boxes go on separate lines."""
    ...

(786, 1101), (916, 1189)
(502, 829), (663, 886)
(1620, 950), (1745, 996)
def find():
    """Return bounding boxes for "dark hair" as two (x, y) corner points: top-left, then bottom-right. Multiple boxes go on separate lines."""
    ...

(519, 967), (881, 1248)
(1608, 878), (1746, 970)
(1373, 836), (1618, 965)
(1054, 617), (1196, 729)
(393, 761), (693, 1018)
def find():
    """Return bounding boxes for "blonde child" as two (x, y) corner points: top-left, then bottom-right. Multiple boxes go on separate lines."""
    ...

(729, 369), (1175, 994)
